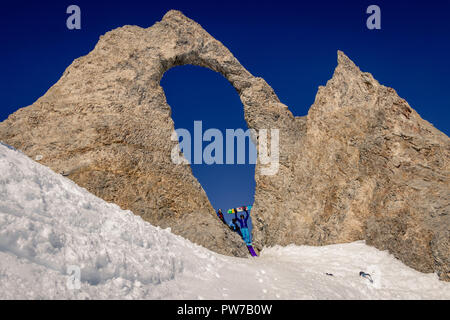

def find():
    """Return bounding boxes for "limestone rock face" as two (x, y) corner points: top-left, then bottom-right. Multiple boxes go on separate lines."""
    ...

(251, 52), (450, 281)
(0, 10), (448, 280)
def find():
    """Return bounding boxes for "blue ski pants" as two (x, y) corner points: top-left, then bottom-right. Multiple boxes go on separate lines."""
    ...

(241, 227), (251, 244)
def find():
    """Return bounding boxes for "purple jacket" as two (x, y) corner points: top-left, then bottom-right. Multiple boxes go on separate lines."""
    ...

(235, 210), (249, 229)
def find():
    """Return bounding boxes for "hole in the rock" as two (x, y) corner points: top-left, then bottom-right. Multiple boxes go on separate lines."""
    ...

(161, 65), (255, 235)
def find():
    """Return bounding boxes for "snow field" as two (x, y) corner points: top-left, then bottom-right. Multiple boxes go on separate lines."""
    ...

(0, 142), (449, 299)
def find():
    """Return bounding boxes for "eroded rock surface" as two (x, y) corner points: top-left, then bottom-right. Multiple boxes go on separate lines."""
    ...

(0, 10), (448, 279)
(0, 10), (260, 258)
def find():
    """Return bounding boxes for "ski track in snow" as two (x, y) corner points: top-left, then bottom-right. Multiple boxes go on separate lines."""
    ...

(0, 142), (449, 300)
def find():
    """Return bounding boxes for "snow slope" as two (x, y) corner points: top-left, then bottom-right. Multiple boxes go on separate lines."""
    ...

(0, 142), (449, 299)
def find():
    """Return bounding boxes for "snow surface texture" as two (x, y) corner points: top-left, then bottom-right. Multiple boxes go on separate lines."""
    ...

(0, 142), (449, 300)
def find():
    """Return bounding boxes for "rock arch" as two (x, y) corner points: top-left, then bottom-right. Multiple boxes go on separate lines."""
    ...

(0, 10), (448, 280)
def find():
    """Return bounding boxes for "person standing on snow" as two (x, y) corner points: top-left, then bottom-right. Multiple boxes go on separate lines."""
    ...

(235, 208), (251, 245)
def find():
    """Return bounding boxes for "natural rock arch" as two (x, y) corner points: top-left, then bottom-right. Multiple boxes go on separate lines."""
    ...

(160, 63), (257, 206)
(0, 10), (293, 258)
(0, 10), (284, 257)
(0, 10), (448, 280)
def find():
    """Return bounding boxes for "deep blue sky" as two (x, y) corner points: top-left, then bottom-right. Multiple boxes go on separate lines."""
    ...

(1, 1), (449, 221)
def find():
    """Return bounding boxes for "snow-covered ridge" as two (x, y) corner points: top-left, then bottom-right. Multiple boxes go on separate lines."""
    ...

(0, 142), (449, 299)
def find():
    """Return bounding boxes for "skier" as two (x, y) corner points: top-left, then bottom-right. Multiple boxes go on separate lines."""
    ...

(235, 208), (251, 245)
(229, 218), (242, 237)
(217, 209), (226, 224)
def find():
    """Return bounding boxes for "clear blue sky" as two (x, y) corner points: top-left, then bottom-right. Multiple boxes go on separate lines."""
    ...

(1, 0), (449, 217)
